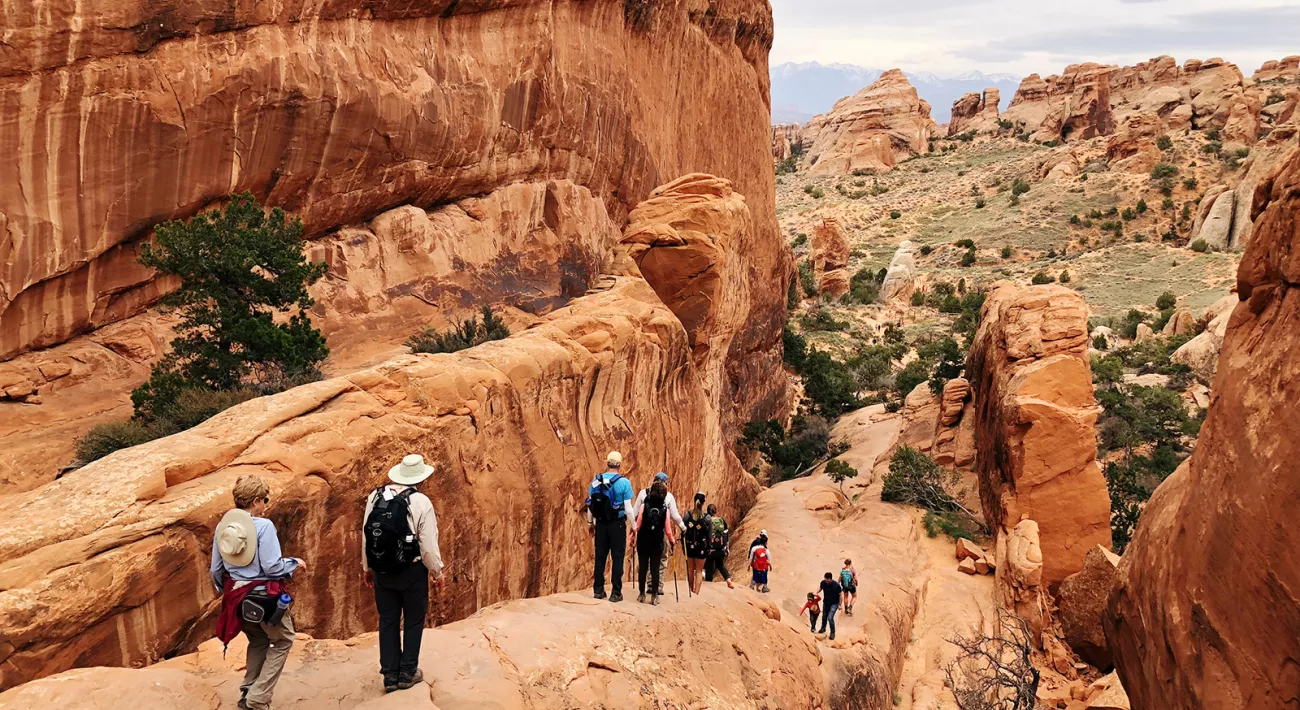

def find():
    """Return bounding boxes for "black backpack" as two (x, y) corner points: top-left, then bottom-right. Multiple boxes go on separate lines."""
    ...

(683, 512), (711, 556)
(364, 488), (420, 575)
(641, 491), (667, 538)
(588, 474), (623, 523)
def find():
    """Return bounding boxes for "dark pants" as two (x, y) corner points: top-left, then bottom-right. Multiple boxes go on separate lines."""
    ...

(593, 519), (627, 596)
(808, 611), (820, 632)
(819, 602), (839, 637)
(637, 536), (664, 596)
(374, 562), (429, 681)
(704, 551), (730, 581)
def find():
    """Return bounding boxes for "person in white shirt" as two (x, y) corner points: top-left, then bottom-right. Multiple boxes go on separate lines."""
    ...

(362, 454), (445, 693)
(633, 472), (685, 594)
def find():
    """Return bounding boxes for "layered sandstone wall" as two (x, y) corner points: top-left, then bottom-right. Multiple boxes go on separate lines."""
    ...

(0, 0), (791, 492)
(0, 275), (760, 689)
(965, 284), (1112, 590)
(948, 88), (1001, 136)
(0, 0), (790, 438)
(803, 69), (938, 176)
(1106, 148), (1300, 708)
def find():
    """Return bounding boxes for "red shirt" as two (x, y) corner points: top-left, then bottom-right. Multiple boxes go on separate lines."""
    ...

(800, 594), (822, 615)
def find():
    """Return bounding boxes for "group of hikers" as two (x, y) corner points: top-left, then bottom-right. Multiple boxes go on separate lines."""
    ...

(797, 560), (859, 641)
(208, 449), (854, 709)
(585, 451), (748, 604)
(210, 454), (444, 709)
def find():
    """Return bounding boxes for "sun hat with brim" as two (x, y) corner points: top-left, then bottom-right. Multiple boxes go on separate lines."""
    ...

(389, 454), (435, 486)
(217, 508), (258, 568)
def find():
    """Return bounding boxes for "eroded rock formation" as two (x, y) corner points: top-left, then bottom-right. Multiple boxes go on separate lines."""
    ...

(0, 0), (787, 406)
(1057, 545), (1121, 669)
(1254, 56), (1300, 82)
(803, 69), (938, 176)
(881, 240), (920, 302)
(948, 88), (1001, 136)
(0, 0), (792, 493)
(1003, 64), (1115, 143)
(811, 217), (851, 300)
(0, 274), (760, 689)
(772, 123), (803, 161)
(1106, 148), (1300, 709)
(966, 284), (1112, 589)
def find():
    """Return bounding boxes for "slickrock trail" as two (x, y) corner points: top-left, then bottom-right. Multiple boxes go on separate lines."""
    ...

(735, 406), (996, 707)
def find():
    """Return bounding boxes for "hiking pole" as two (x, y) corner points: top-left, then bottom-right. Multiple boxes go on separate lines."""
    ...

(673, 552), (680, 602)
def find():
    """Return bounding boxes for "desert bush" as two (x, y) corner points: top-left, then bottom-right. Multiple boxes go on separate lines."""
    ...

(1122, 207), (1136, 221)
(76, 421), (158, 463)
(1069, 214), (1081, 225)
(1010, 178), (1031, 197)
(945, 610), (1041, 709)
(1155, 290), (1176, 311)
(792, 233), (808, 248)
(798, 259), (818, 297)
(920, 245), (934, 256)
(954, 239), (975, 249)
(801, 307), (849, 332)
(960, 249), (977, 267)
(407, 306), (509, 354)
(1001, 245), (1012, 259)
(975, 197), (987, 209)
(1156, 135), (1173, 151)
(1031, 271), (1053, 285)
(1182, 177), (1198, 191)
(848, 268), (882, 304)
(1136, 199), (1148, 214)
(1150, 162), (1178, 180)
(882, 446), (964, 511)
(1190, 238), (1209, 253)
(911, 291), (926, 307)
(1059, 270), (1071, 284)
(825, 458), (859, 494)
(811, 187), (825, 199)
(890, 210), (902, 219)
(740, 416), (834, 482)
(923, 509), (984, 543)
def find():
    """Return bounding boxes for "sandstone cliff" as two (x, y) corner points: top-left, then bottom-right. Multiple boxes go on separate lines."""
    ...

(0, 0), (791, 492)
(803, 69), (938, 176)
(1106, 148), (1300, 708)
(0, 272), (760, 689)
(1003, 64), (1114, 143)
(965, 284), (1112, 590)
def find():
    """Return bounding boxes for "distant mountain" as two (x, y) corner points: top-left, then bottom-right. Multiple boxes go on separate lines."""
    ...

(771, 61), (1022, 125)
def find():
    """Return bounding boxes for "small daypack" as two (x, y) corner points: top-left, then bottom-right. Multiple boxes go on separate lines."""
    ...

(683, 512), (711, 556)
(752, 545), (771, 571)
(709, 517), (730, 553)
(364, 487), (420, 575)
(641, 491), (667, 537)
(588, 474), (623, 523)
(840, 568), (854, 588)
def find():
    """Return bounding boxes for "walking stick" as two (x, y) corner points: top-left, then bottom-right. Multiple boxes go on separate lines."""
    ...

(673, 552), (680, 602)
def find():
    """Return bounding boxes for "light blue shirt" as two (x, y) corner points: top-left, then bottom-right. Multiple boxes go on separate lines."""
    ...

(210, 516), (300, 591)
(587, 472), (635, 520)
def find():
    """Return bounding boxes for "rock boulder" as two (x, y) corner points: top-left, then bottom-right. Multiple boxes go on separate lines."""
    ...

(881, 241), (920, 302)
(811, 217), (852, 300)
(804, 69), (938, 176)
(1057, 545), (1122, 669)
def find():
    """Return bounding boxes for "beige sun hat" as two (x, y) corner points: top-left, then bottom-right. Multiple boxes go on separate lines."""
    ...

(216, 508), (258, 567)
(389, 454), (435, 486)
(606, 451), (622, 467)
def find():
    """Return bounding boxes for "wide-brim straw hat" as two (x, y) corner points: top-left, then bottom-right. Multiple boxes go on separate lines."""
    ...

(389, 454), (435, 486)
(216, 508), (258, 567)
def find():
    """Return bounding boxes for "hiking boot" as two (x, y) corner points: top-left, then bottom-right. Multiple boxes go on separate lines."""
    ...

(761, 585), (770, 593)
(637, 593), (646, 604)
(396, 669), (424, 690)
(383, 676), (399, 693)
(237, 700), (250, 710)
(651, 594), (661, 605)
(726, 580), (735, 589)
(594, 590), (606, 600)
(609, 592), (623, 603)
(829, 633), (836, 641)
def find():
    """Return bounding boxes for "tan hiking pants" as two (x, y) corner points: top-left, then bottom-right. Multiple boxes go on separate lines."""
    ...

(241, 612), (295, 709)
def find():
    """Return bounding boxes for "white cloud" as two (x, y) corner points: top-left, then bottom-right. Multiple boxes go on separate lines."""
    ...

(770, 0), (1300, 78)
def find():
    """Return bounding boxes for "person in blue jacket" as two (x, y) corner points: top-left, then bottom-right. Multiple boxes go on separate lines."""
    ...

(586, 451), (635, 601)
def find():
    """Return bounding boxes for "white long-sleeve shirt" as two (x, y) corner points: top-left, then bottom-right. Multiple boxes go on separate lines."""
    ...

(362, 485), (444, 578)
(632, 489), (686, 531)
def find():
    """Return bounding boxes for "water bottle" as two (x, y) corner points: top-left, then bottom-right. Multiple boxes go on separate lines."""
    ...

(269, 592), (292, 625)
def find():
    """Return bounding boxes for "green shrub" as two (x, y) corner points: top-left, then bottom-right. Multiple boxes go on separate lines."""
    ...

(800, 350), (861, 416)
(1150, 163), (1179, 180)
(1155, 291), (1177, 311)
(1122, 208), (1137, 221)
(890, 210), (902, 220)
(1088, 209), (1104, 219)
(776, 157), (798, 175)
(803, 183), (815, 194)
(801, 307), (849, 332)
(1190, 239), (1209, 253)
(954, 239), (976, 249)
(740, 416), (833, 482)
(75, 387), (265, 463)
(1203, 140), (1223, 156)
(407, 307), (510, 354)
(1046, 247), (1057, 258)
(1001, 245), (1012, 259)
(910, 291), (925, 307)
(882, 446), (962, 511)
(783, 325), (808, 370)
(798, 259), (818, 297)
(792, 233), (808, 248)
(1059, 270), (1071, 284)
(1010, 178), (1031, 197)
(1156, 135), (1173, 151)
(848, 268), (882, 305)
(825, 458), (859, 493)
(1162, 198), (1176, 210)
(76, 421), (158, 463)
(1031, 271), (1054, 285)
(923, 509), (983, 543)
(811, 187), (825, 199)
(1136, 199), (1148, 214)
(1092, 333), (1109, 351)
(960, 249), (977, 267)
(1069, 214), (1081, 225)
(1205, 126), (1222, 141)
(974, 197), (987, 209)
(920, 245), (934, 256)
(1182, 178), (1198, 191)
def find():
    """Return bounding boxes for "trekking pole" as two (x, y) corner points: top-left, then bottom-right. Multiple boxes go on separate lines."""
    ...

(673, 553), (680, 602)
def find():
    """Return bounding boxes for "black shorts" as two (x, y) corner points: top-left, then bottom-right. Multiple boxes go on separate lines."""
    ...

(844, 584), (857, 594)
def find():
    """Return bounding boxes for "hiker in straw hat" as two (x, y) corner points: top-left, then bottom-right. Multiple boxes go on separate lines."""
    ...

(210, 475), (305, 710)
(362, 454), (445, 693)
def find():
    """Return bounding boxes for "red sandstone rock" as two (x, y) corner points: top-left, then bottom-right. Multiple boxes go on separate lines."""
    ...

(772, 123), (803, 161)
(804, 69), (938, 176)
(1057, 545), (1121, 669)
(966, 284), (1112, 589)
(1254, 56), (1300, 82)
(949, 88), (1001, 136)
(811, 217), (851, 299)
(1106, 147), (1300, 709)
(1004, 64), (1114, 143)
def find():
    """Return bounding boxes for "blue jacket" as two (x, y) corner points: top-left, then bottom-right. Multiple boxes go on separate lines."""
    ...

(587, 471), (635, 520)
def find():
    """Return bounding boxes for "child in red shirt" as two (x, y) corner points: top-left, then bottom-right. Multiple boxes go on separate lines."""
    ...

(798, 591), (822, 632)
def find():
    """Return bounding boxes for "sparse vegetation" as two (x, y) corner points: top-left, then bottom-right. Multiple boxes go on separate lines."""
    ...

(1156, 135), (1173, 151)
(1190, 238), (1210, 253)
(1001, 246), (1012, 259)
(891, 210), (902, 220)
(1031, 271), (1054, 285)
(1150, 163), (1179, 180)
(407, 306), (510, 354)
(825, 458), (859, 495)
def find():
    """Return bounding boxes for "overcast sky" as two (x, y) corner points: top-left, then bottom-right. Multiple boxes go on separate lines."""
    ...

(770, 0), (1300, 78)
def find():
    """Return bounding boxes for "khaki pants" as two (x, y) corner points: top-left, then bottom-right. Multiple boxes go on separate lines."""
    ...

(241, 612), (295, 709)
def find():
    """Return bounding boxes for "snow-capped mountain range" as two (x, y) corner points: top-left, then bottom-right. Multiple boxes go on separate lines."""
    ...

(771, 61), (1022, 125)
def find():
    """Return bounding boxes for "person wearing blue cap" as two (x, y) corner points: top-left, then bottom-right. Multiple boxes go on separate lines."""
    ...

(633, 471), (685, 595)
